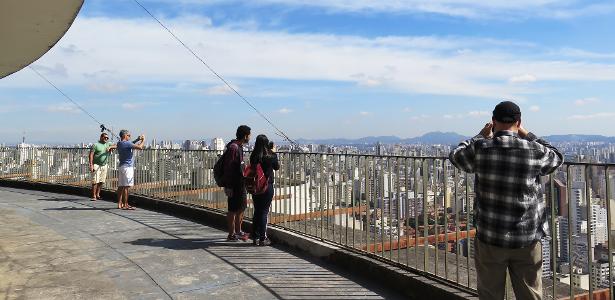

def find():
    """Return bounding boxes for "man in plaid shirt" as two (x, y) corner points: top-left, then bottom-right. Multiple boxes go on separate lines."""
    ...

(449, 101), (563, 300)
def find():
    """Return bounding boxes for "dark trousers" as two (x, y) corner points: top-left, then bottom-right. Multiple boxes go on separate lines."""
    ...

(252, 183), (274, 241)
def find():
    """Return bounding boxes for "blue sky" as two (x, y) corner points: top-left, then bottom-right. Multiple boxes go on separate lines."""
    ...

(2, 0), (615, 144)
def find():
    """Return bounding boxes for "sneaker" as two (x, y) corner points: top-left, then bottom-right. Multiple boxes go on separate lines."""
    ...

(235, 232), (249, 241)
(258, 238), (272, 246)
(226, 234), (237, 241)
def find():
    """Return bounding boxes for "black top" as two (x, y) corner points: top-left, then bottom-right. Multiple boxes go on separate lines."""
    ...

(259, 153), (280, 184)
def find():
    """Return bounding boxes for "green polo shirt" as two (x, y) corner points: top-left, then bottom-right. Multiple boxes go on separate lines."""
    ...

(91, 142), (112, 166)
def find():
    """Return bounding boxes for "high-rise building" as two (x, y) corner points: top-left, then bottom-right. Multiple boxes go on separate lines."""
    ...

(570, 187), (584, 235)
(556, 217), (570, 263)
(589, 204), (608, 247)
(541, 237), (553, 277)
(211, 138), (225, 151)
(591, 261), (610, 289)
(547, 179), (568, 216)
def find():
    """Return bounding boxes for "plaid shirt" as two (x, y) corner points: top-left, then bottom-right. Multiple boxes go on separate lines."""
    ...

(449, 130), (564, 248)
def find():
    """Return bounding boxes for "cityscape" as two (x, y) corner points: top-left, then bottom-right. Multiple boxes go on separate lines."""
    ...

(2, 134), (615, 299)
(3, 0), (615, 298)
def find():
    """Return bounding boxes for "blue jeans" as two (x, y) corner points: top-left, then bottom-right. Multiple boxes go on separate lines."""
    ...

(252, 183), (274, 241)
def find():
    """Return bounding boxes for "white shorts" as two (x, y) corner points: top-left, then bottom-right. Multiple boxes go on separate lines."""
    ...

(92, 164), (108, 184)
(118, 166), (134, 187)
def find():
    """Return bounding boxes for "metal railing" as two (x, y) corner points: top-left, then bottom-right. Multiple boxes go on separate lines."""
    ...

(0, 146), (613, 300)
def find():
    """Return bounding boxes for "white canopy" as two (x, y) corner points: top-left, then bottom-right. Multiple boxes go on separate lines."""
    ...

(0, 0), (84, 79)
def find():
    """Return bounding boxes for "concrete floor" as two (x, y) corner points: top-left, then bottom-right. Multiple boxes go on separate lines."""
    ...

(0, 187), (401, 300)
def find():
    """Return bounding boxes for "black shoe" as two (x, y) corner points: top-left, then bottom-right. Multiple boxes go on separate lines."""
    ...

(259, 238), (271, 246)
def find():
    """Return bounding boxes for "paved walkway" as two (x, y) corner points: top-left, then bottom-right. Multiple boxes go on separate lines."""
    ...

(0, 187), (401, 300)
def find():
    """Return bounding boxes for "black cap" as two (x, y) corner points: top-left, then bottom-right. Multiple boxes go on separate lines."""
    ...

(493, 101), (521, 123)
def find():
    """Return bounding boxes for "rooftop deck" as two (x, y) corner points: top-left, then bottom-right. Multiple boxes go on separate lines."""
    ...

(2, 146), (614, 299)
(0, 187), (402, 299)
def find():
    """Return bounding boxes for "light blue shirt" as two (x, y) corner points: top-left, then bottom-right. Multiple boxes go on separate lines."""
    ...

(117, 141), (135, 167)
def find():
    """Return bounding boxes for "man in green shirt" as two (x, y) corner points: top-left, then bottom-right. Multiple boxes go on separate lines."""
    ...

(89, 133), (116, 200)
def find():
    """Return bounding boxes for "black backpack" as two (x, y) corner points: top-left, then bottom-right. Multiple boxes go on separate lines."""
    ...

(213, 147), (228, 187)
(214, 142), (240, 187)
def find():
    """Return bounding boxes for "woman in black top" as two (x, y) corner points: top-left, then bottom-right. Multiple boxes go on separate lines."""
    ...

(250, 134), (280, 246)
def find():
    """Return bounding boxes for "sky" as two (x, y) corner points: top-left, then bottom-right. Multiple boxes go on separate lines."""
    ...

(2, 0), (615, 144)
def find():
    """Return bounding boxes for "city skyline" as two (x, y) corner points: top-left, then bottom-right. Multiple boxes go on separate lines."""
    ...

(3, 137), (615, 297)
(2, 0), (615, 143)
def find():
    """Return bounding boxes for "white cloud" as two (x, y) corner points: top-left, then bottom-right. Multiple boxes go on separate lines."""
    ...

(358, 78), (382, 87)
(32, 63), (68, 78)
(87, 82), (128, 93)
(403, 107), (412, 113)
(568, 112), (615, 120)
(509, 74), (537, 84)
(467, 111), (490, 117)
(574, 97), (599, 106)
(558, 48), (615, 60)
(47, 103), (80, 113)
(359, 111), (371, 116)
(410, 114), (431, 120)
(205, 84), (238, 95)
(278, 108), (293, 114)
(5, 16), (615, 100)
(442, 111), (489, 119)
(529, 105), (540, 112)
(200, 0), (615, 20)
(121, 102), (159, 110)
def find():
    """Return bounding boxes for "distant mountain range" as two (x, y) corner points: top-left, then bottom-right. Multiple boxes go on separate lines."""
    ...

(296, 132), (469, 145)
(296, 132), (615, 145)
(542, 134), (615, 143)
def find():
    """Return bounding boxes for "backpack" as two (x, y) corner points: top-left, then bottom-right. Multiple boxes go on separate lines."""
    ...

(213, 151), (227, 187)
(243, 163), (268, 195)
(214, 142), (235, 187)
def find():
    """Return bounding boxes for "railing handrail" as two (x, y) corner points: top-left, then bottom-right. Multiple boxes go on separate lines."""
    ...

(5, 146), (615, 168)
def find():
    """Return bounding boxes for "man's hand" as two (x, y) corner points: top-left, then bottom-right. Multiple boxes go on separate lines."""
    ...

(139, 135), (145, 142)
(89, 164), (95, 173)
(479, 122), (494, 138)
(518, 126), (529, 139)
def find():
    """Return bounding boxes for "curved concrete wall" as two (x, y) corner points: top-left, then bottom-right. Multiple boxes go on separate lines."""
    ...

(0, 0), (83, 78)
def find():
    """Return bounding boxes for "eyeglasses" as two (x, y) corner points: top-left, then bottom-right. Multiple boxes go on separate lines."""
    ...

(103, 137), (109, 140)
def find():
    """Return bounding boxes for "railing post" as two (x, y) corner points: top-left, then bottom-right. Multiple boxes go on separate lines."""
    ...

(549, 174), (558, 299)
(605, 166), (613, 300)
(567, 166), (574, 300)
(465, 172), (471, 288)
(585, 165), (594, 298)
(405, 157), (411, 267)
(454, 167), (461, 284)
(423, 158), (429, 272)
(396, 157), (402, 264)
(443, 158), (449, 280)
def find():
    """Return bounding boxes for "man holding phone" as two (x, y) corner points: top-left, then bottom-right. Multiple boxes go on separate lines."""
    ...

(116, 129), (146, 210)
(449, 101), (563, 300)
